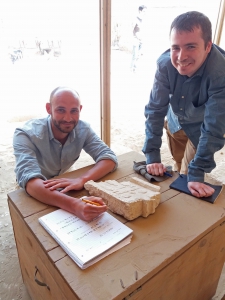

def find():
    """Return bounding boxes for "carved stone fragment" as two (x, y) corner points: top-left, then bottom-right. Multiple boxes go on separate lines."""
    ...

(129, 177), (161, 192)
(84, 178), (161, 220)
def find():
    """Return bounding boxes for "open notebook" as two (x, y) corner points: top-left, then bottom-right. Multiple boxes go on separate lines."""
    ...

(39, 209), (133, 269)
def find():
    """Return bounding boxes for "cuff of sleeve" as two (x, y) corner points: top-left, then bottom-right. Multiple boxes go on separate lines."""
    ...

(145, 151), (161, 165)
(96, 156), (118, 172)
(187, 166), (205, 183)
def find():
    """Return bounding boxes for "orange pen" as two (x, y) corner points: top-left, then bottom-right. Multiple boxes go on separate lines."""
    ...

(81, 198), (103, 207)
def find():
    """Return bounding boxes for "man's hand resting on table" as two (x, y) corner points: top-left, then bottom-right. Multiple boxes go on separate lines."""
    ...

(43, 159), (116, 193)
(147, 163), (215, 198)
(188, 182), (215, 198)
(146, 163), (167, 176)
(43, 177), (85, 193)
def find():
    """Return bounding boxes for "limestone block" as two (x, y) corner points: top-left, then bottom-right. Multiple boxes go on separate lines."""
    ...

(84, 178), (161, 220)
(129, 177), (161, 192)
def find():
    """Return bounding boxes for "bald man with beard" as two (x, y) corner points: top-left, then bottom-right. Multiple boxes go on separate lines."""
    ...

(13, 86), (117, 221)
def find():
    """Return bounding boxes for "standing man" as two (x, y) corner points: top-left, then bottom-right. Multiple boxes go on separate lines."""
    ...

(13, 86), (118, 221)
(142, 11), (225, 198)
(130, 5), (147, 73)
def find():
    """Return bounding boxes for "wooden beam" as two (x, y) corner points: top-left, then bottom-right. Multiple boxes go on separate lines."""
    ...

(214, 0), (225, 45)
(99, 0), (111, 146)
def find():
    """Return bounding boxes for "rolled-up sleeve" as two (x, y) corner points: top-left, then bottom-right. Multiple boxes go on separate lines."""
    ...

(188, 75), (225, 182)
(82, 127), (118, 171)
(142, 59), (170, 164)
(13, 129), (46, 189)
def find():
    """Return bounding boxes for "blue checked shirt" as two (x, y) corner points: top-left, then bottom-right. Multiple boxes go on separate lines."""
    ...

(143, 44), (225, 183)
(13, 116), (118, 189)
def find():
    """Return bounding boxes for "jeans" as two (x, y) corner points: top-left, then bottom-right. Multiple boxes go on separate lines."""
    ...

(164, 121), (196, 174)
(130, 41), (142, 71)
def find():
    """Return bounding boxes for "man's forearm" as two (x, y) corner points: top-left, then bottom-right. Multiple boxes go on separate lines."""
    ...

(26, 178), (78, 212)
(79, 159), (116, 185)
(26, 178), (108, 221)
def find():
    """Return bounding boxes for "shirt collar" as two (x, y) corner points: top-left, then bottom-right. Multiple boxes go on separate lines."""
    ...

(47, 115), (55, 140)
(190, 49), (212, 78)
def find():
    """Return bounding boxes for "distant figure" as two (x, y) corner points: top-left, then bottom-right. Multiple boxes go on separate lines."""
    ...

(9, 49), (23, 64)
(130, 5), (147, 73)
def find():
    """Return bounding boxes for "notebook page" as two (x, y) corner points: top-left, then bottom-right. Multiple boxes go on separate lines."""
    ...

(39, 209), (133, 265)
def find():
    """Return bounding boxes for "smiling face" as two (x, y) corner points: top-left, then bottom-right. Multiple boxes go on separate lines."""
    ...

(46, 88), (82, 140)
(170, 26), (212, 77)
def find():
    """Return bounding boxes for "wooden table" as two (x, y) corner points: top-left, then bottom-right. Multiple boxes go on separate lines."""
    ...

(8, 151), (225, 300)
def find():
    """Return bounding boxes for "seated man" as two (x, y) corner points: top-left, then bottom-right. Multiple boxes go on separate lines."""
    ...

(13, 86), (117, 221)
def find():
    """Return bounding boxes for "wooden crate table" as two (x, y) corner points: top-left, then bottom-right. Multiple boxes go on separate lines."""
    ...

(7, 151), (225, 300)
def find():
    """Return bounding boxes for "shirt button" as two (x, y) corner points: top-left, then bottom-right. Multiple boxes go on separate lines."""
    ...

(181, 96), (184, 98)
(59, 145), (62, 147)
(180, 108), (183, 110)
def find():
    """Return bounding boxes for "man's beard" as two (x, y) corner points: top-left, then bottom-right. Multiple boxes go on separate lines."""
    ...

(52, 119), (77, 133)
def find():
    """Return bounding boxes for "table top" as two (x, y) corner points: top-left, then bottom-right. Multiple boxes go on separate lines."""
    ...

(8, 151), (225, 300)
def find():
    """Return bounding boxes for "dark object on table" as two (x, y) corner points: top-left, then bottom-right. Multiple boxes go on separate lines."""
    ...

(133, 161), (172, 182)
(169, 174), (223, 204)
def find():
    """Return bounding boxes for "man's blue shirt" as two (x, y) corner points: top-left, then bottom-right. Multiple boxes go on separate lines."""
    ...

(143, 44), (225, 182)
(13, 116), (118, 189)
